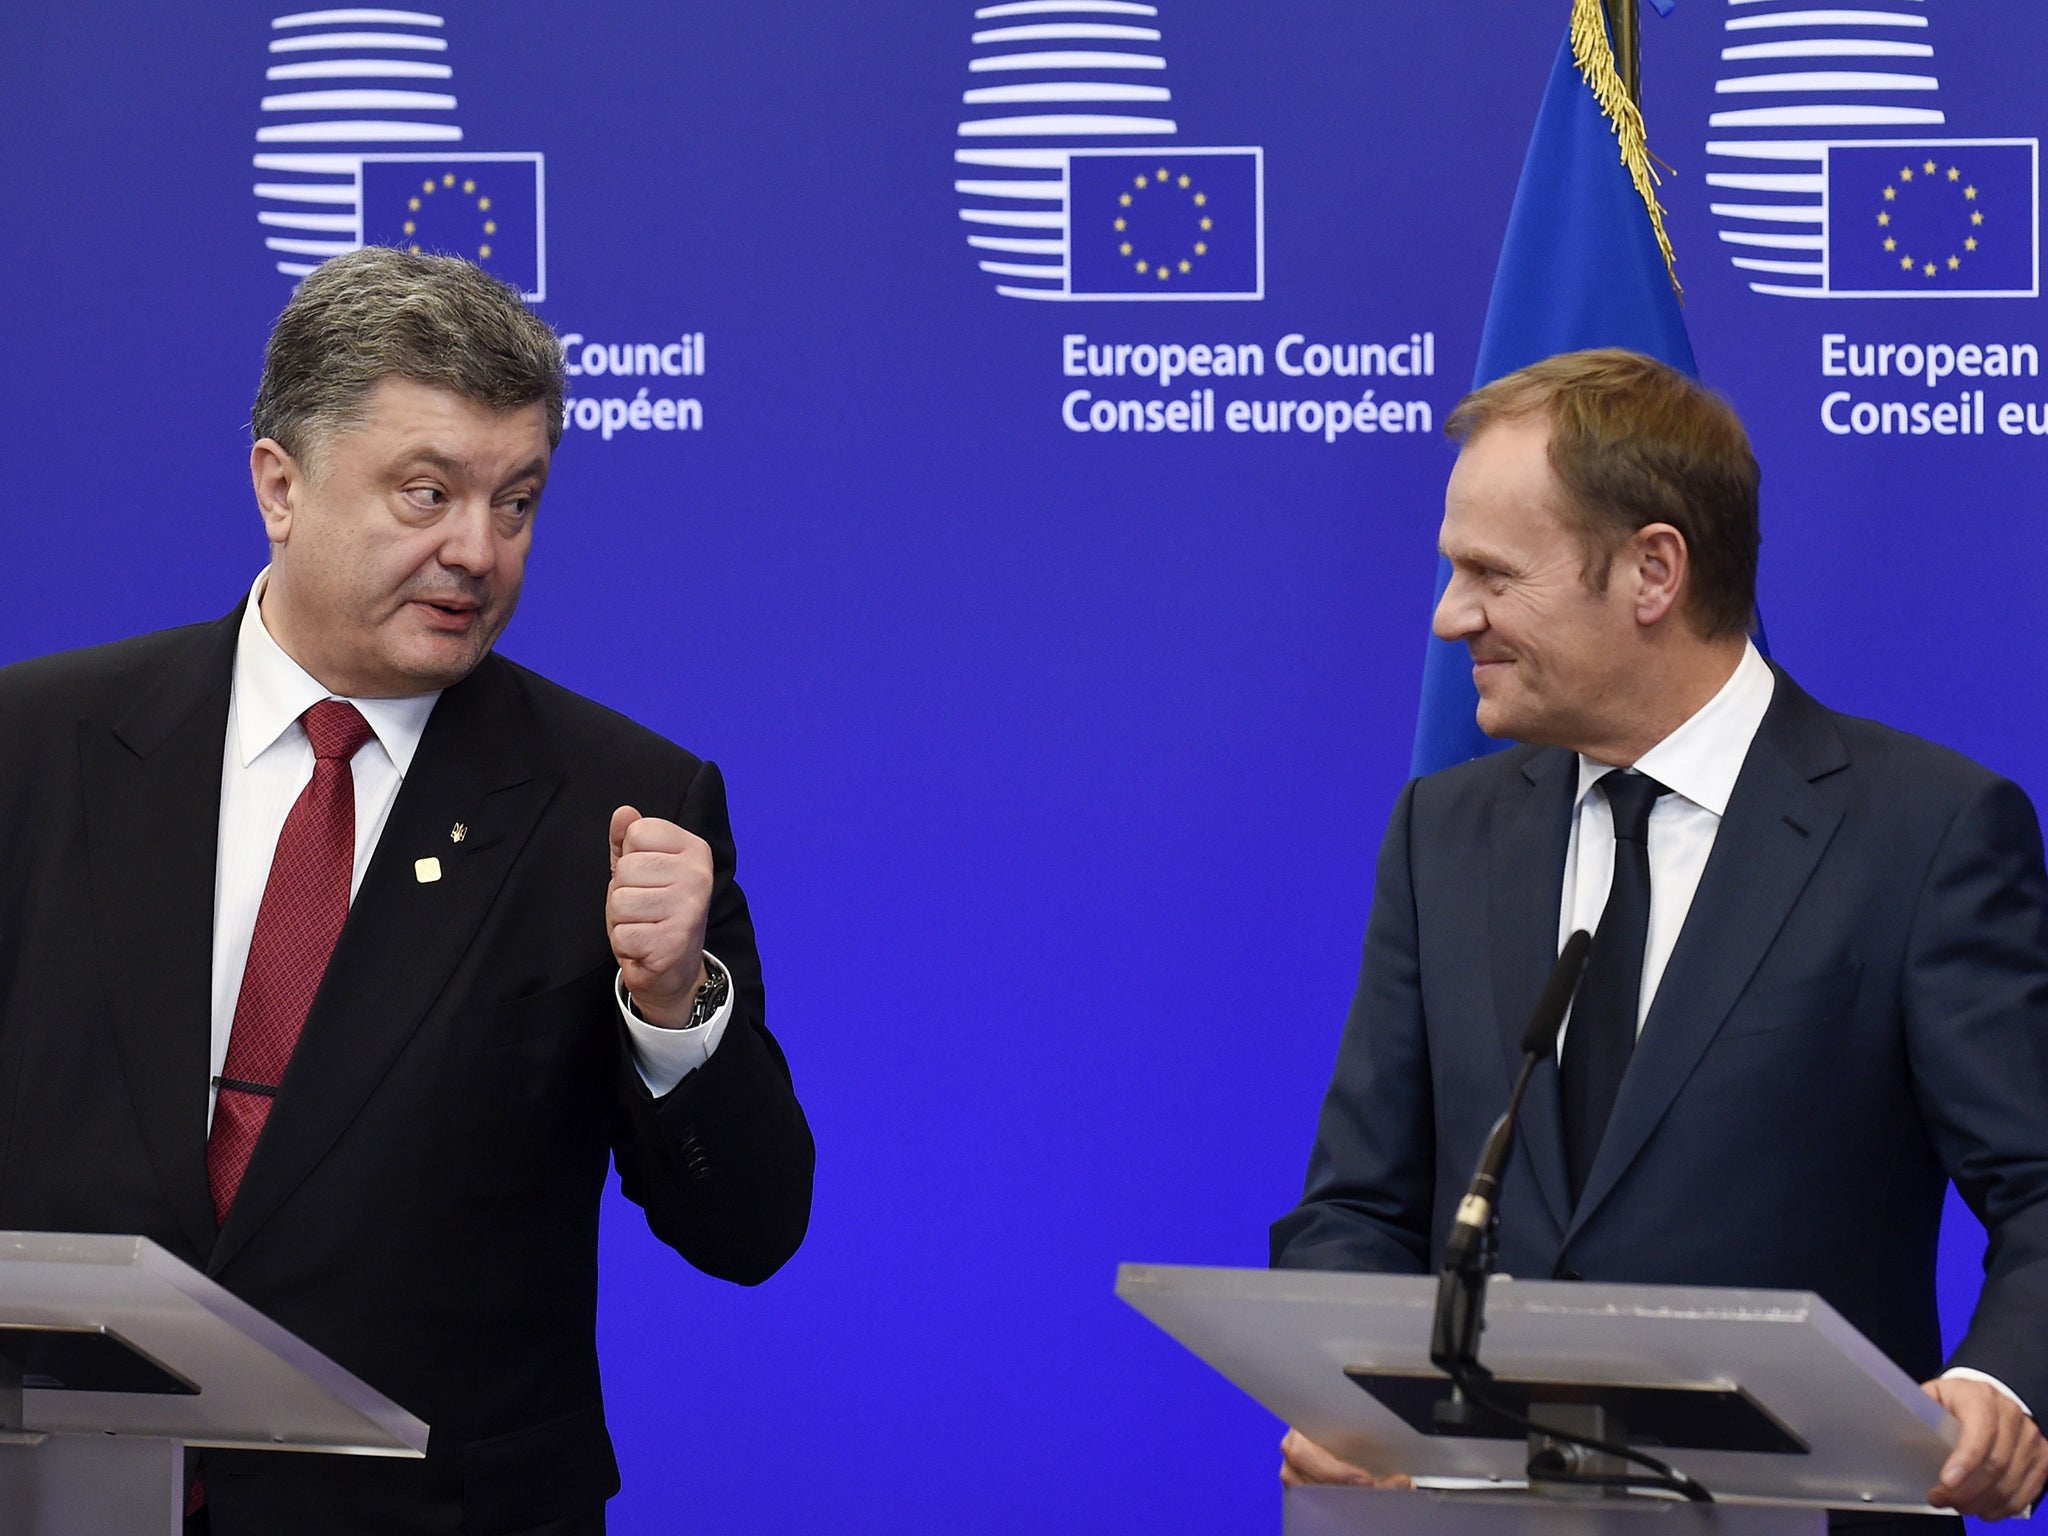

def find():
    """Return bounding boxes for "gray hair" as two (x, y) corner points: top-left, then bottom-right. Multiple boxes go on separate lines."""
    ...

(251, 246), (565, 462)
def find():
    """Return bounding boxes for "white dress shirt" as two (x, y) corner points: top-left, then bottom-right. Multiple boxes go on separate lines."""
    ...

(208, 571), (729, 1127)
(1550, 638), (2020, 1410)
(1555, 640), (1776, 1034)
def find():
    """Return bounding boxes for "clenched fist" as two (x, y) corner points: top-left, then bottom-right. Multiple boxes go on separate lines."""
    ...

(607, 805), (713, 1028)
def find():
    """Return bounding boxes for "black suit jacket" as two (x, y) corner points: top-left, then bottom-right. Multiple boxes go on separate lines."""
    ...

(0, 609), (814, 1534)
(1273, 667), (2048, 1415)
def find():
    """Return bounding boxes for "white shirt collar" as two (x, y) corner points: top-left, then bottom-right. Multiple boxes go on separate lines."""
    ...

(232, 568), (441, 773)
(1573, 640), (1776, 818)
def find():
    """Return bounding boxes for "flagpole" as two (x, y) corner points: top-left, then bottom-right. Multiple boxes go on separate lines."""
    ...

(1601, 0), (1641, 107)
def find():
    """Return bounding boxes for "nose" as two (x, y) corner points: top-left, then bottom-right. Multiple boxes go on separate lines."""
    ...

(438, 501), (496, 578)
(1432, 568), (1483, 644)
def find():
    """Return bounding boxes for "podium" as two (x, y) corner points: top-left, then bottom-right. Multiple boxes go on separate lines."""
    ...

(1118, 1264), (1959, 1536)
(0, 1231), (426, 1535)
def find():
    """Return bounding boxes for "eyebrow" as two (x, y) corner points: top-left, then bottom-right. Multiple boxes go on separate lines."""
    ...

(1442, 541), (1516, 570)
(399, 448), (549, 492)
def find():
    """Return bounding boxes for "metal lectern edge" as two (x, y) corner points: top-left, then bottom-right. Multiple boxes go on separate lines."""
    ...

(1113, 1261), (1959, 1511)
(0, 1233), (426, 1458)
(1804, 1301), (1956, 1445)
(136, 1239), (429, 1457)
(1116, 1262), (1437, 1309)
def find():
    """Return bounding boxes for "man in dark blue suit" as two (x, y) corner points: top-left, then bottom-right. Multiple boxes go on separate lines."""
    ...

(1271, 349), (2048, 1520)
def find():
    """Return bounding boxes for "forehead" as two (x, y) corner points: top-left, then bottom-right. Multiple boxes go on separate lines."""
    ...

(319, 376), (551, 473)
(1441, 415), (1571, 555)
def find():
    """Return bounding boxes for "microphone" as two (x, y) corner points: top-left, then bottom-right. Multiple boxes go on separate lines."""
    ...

(1421, 930), (1715, 1504)
(1445, 929), (1591, 1265)
(1432, 931), (1591, 1376)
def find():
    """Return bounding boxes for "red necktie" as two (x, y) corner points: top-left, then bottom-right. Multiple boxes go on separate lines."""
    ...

(206, 698), (374, 1225)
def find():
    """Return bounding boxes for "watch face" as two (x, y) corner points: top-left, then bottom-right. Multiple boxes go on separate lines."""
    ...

(689, 965), (729, 1026)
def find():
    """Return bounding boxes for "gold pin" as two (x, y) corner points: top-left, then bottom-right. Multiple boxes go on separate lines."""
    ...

(415, 857), (443, 884)
(450, 822), (468, 844)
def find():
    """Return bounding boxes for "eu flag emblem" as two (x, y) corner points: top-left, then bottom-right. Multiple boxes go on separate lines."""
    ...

(1067, 149), (1262, 300)
(1825, 140), (2037, 298)
(360, 154), (546, 300)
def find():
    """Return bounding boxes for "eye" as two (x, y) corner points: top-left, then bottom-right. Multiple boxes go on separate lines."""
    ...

(495, 493), (538, 530)
(402, 483), (448, 512)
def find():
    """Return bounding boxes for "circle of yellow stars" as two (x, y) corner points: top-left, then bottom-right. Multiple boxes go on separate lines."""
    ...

(1113, 166), (1213, 283)
(1876, 159), (1981, 279)
(403, 172), (498, 261)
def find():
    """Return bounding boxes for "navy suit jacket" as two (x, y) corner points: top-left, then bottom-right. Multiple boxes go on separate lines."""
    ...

(1272, 667), (2048, 1415)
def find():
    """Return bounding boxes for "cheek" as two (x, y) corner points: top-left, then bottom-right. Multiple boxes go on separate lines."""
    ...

(1491, 603), (1540, 663)
(297, 528), (378, 618)
(495, 539), (531, 591)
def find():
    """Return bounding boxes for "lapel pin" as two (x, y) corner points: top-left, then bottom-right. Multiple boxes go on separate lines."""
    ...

(415, 857), (443, 884)
(450, 822), (468, 844)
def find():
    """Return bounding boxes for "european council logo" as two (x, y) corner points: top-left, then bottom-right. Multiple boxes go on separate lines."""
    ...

(1703, 4), (2040, 301)
(360, 155), (545, 299)
(954, 1), (1266, 301)
(1823, 141), (2037, 298)
(253, 9), (546, 298)
(1065, 149), (1261, 299)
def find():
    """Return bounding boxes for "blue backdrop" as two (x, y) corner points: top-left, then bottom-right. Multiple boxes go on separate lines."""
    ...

(2, 4), (2044, 1531)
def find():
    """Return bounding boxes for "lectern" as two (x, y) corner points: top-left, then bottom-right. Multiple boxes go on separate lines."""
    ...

(0, 1231), (426, 1535)
(1118, 1265), (1959, 1536)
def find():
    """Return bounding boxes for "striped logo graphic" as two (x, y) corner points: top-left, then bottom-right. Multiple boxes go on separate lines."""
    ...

(954, 2), (1264, 301)
(1705, 0), (2039, 299)
(254, 7), (547, 298)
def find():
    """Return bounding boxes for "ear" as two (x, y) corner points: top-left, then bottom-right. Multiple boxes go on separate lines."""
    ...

(1628, 523), (1690, 629)
(250, 439), (304, 548)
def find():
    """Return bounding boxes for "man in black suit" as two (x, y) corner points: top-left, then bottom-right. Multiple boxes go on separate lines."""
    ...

(0, 248), (813, 1534)
(1271, 350), (2048, 1521)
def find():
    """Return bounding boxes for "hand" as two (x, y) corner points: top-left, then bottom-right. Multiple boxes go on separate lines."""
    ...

(607, 805), (713, 1028)
(1923, 1376), (2048, 1519)
(1279, 1428), (1412, 1489)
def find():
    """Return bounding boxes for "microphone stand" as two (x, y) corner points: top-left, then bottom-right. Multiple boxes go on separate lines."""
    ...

(1429, 931), (1586, 1394)
(1426, 931), (1712, 1504)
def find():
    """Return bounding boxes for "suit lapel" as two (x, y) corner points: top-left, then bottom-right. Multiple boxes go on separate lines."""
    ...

(79, 614), (241, 1262)
(1566, 673), (1849, 1237)
(210, 658), (563, 1274)
(1488, 747), (1579, 1237)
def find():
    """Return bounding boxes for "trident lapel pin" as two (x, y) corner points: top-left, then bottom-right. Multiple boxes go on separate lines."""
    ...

(450, 822), (468, 844)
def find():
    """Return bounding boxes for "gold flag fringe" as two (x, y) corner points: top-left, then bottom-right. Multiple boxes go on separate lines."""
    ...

(1568, 0), (1683, 299)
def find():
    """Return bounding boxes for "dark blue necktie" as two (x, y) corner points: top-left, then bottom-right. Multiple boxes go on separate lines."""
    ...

(1561, 770), (1670, 1204)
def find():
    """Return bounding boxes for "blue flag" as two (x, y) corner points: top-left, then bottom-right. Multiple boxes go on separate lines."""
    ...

(1409, 18), (1698, 778)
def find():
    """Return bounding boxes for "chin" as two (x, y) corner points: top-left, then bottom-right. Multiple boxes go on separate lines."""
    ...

(387, 637), (493, 693)
(1471, 697), (1520, 742)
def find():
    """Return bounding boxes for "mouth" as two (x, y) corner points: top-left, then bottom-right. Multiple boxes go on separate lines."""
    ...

(412, 597), (483, 633)
(1469, 654), (1513, 686)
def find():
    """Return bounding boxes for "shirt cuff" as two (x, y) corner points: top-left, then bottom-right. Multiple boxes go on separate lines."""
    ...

(1941, 1367), (2033, 1419)
(615, 951), (734, 1098)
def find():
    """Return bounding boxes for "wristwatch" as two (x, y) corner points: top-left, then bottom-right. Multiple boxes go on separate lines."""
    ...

(685, 954), (731, 1029)
(623, 953), (730, 1029)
